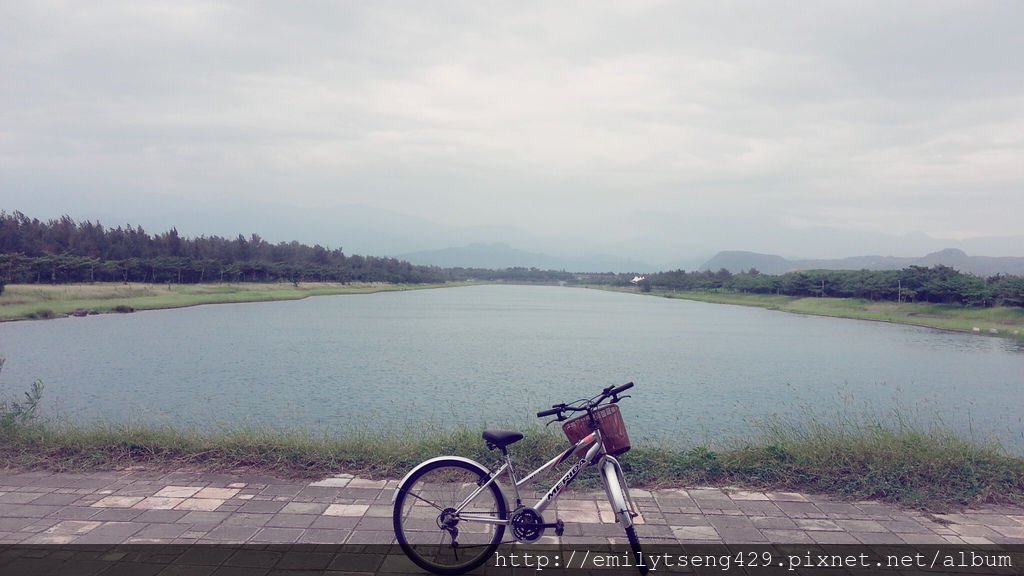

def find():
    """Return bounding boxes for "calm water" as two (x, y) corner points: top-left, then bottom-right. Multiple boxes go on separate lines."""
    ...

(1, 285), (1022, 448)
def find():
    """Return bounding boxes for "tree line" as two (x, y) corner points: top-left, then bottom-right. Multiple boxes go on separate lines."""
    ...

(0, 211), (579, 288)
(1, 211), (1021, 307)
(0, 211), (450, 285)
(620, 267), (1024, 307)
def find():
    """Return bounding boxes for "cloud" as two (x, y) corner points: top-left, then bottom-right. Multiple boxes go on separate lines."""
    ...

(1, 1), (1022, 256)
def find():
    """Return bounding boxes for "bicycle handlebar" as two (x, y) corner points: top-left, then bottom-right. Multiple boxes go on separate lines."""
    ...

(608, 381), (634, 396)
(536, 382), (634, 419)
(536, 405), (565, 418)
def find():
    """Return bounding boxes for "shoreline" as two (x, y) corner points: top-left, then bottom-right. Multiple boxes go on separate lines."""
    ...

(589, 286), (1024, 340)
(4, 281), (1023, 340)
(0, 282), (463, 322)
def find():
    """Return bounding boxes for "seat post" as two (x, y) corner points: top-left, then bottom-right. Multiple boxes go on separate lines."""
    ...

(503, 449), (523, 508)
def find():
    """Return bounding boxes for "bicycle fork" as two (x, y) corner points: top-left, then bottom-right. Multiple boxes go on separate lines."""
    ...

(600, 456), (640, 528)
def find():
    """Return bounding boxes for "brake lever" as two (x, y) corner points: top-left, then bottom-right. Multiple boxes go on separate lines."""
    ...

(611, 394), (631, 403)
(544, 414), (567, 427)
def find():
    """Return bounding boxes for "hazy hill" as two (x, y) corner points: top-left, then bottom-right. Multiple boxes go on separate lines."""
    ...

(398, 243), (653, 273)
(701, 249), (1024, 276)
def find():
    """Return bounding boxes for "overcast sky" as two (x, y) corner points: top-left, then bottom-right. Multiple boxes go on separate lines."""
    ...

(2, 1), (1022, 262)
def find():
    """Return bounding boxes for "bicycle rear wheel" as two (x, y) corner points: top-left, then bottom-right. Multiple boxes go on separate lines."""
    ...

(393, 458), (507, 575)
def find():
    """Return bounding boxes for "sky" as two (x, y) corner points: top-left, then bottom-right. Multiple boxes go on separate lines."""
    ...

(2, 1), (1023, 265)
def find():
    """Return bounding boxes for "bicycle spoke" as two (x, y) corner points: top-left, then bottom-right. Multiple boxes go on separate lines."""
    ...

(394, 460), (506, 574)
(402, 489), (445, 512)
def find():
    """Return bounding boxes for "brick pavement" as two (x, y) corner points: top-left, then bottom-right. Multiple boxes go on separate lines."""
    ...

(2, 468), (1023, 548)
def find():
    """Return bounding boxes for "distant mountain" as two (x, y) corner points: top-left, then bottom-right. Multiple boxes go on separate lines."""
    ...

(398, 243), (653, 273)
(697, 252), (793, 275)
(701, 249), (1024, 276)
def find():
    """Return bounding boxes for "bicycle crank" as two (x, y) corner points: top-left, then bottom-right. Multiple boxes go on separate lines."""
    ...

(510, 507), (565, 542)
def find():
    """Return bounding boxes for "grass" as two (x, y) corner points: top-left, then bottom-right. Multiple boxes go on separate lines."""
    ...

(0, 420), (566, 481)
(0, 282), (461, 322)
(626, 403), (1024, 511)
(2, 411), (1022, 512)
(622, 288), (1024, 338)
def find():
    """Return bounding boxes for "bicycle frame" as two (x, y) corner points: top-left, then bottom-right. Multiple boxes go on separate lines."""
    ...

(450, 428), (638, 529)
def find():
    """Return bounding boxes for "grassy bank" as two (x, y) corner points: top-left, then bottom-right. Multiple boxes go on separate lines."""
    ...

(0, 282), (460, 322)
(612, 288), (1024, 338)
(2, 416), (1022, 512)
(12, 283), (1020, 338)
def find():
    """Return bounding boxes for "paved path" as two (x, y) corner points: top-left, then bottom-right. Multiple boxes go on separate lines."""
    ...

(2, 468), (1023, 547)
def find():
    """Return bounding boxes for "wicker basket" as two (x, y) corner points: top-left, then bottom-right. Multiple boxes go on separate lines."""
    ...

(562, 404), (631, 456)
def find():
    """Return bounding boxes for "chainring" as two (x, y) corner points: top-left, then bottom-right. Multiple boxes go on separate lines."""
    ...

(510, 507), (545, 543)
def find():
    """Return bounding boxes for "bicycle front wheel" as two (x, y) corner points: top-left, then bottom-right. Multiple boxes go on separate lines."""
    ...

(625, 525), (647, 575)
(393, 458), (507, 575)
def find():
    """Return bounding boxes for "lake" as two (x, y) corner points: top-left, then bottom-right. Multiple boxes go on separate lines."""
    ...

(1, 285), (1022, 449)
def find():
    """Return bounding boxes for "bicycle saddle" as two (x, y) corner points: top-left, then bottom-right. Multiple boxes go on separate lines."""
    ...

(483, 430), (523, 450)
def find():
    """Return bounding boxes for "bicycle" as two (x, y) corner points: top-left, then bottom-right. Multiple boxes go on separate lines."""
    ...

(392, 382), (646, 575)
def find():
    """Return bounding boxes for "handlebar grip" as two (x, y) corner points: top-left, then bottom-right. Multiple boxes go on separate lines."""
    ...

(537, 406), (563, 418)
(610, 381), (634, 395)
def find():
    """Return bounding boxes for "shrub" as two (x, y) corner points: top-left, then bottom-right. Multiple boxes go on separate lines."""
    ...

(0, 356), (45, 429)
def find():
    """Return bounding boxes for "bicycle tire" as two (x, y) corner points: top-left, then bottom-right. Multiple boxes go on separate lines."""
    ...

(625, 525), (647, 575)
(393, 458), (507, 575)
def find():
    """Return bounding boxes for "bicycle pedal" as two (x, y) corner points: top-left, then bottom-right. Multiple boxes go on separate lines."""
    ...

(554, 519), (564, 537)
